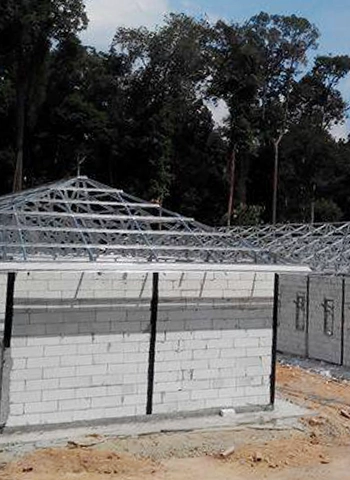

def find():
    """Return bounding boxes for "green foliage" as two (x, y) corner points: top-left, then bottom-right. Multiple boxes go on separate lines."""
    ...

(0, 7), (349, 226)
(230, 204), (265, 226)
(314, 198), (343, 223)
(0, 0), (88, 190)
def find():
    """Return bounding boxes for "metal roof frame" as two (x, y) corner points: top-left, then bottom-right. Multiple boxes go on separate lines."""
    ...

(0, 176), (286, 267)
(225, 222), (350, 274)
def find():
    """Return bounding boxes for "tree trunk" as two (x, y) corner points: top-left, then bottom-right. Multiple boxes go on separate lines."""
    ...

(13, 79), (26, 193)
(310, 183), (316, 224)
(236, 154), (250, 206)
(272, 136), (283, 225)
(227, 149), (236, 227)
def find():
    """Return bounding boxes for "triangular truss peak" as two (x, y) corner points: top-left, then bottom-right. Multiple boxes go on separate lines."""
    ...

(225, 223), (350, 274)
(0, 176), (282, 265)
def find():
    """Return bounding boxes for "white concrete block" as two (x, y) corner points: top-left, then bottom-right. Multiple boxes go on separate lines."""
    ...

(41, 411), (74, 424)
(218, 387), (245, 398)
(12, 346), (44, 359)
(77, 344), (108, 355)
(27, 356), (59, 369)
(71, 409), (102, 422)
(220, 348), (246, 358)
(123, 352), (147, 363)
(234, 337), (260, 348)
(60, 376), (92, 389)
(191, 389), (217, 400)
(12, 368), (42, 381)
(26, 379), (59, 391)
(11, 390), (41, 404)
(25, 401), (57, 414)
(7, 414), (41, 427)
(12, 358), (26, 370)
(246, 347), (271, 357)
(76, 365), (106, 376)
(10, 403), (24, 416)
(122, 394), (145, 406)
(11, 381), (25, 392)
(60, 355), (92, 367)
(59, 398), (91, 411)
(11, 338), (27, 347)
(91, 396), (120, 408)
(245, 386), (269, 397)
(60, 335), (92, 345)
(193, 328), (222, 340)
(193, 349), (219, 360)
(76, 386), (108, 398)
(93, 353), (123, 365)
(27, 336), (59, 347)
(155, 382), (179, 393)
(122, 373), (146, 384)
(42, 389), (76, 401)
(43, 367), (75, 379)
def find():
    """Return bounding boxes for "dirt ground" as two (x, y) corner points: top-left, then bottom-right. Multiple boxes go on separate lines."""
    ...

(2, 362), (350, 480)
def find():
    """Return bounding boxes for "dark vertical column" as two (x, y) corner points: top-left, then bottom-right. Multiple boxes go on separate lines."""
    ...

(0, 272), (16, 427)
(270, 273), (279, 406)
(4, 273), (16, 349)
(146, 272), (159, 415)
(341, 276), (345, 366)
(305, 275), (310, 358)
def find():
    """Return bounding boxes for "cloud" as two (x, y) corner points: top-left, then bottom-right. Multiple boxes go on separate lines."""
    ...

(80, 0), (170, 51)
(330, 121), (349, 141)
(206, 99), (229, 126)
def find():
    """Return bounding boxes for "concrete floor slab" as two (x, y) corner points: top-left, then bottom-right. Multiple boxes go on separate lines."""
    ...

(0, 398), (311, 454)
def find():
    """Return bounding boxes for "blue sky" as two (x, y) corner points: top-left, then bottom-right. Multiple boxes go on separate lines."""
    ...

(82, 0), (350, 57)
(81, 0), (350, 137)
(169, 0), (350, 56)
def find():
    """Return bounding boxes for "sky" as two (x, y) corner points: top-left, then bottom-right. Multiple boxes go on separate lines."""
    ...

(80, 0), (350, 138)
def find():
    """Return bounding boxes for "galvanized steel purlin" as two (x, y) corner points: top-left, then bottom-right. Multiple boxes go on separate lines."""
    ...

(0, 176), (283, 265)
(225, 223), (350, 273)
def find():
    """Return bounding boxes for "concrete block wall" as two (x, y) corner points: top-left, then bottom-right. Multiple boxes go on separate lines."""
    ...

(277, 275), (308, 357)
(6, 273), (152, 427)
(308, 276), (343, 364)
(343, 278), (350, 368)
(158, 271), (275, 300)
(278, 274), (345, 366)
(153, 272), (273, 414)
(153, 305), (272, 414)
(0, 273), (8, 328)
(3, 270), (275, 428)
(14, 271), (152, 304)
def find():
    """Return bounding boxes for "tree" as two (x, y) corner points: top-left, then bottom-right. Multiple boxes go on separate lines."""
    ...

(246, 12), (319, 223)
(294, 55), (350, 129)
(0, 0), (88, 191)
(209, 20), (262, 225)
(0, 64), (15, 193)
(275, 55), (350, 221)
(277, 123), (337, 221)
(29, 36), (128, 186)
(111, 14), (218, 206)
(0, 9), (349, 228)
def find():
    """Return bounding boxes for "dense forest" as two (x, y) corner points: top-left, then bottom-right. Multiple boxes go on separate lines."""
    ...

(1, 1), (350, 226)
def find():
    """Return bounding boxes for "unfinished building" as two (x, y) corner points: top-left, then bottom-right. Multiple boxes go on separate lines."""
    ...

(0, 178), (308, 428)
(227, 223), (350, 367)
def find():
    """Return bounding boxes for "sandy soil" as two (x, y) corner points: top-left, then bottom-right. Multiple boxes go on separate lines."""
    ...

(2, 362), (350, 480)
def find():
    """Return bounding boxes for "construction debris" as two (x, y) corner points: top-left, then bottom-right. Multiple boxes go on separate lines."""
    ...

(219, 446), (236, 458)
